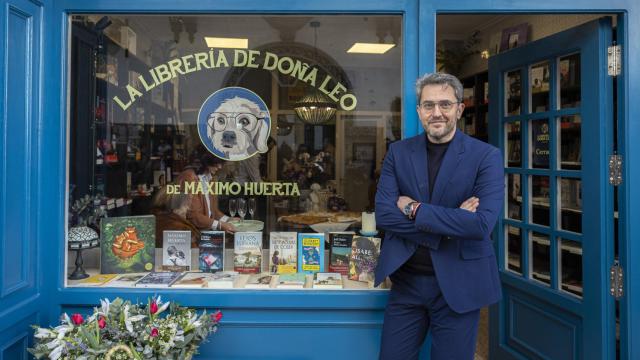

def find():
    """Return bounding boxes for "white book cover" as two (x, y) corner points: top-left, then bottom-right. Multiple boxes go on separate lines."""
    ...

(162, 230), (191, 270)
(269, 232), (297, 274)
(276, 273), (307, 289)
(207, 271), (240, 289)
(171, 272), (211, 288)
(234, 232), (262, 274)
(134, 272), (182, 288)
(313, 272), (343, 289)
(245, 273), (276, 289)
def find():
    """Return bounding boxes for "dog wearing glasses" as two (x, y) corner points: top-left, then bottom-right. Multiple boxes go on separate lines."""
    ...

(206, 96), (270, 160)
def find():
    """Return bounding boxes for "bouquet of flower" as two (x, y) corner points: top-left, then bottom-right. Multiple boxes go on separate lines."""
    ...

(29, 296), (222, 360)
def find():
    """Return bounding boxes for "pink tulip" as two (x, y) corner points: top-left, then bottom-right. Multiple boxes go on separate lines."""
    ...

(150, 301), (158, 314)
(150, 328), (159, 337)
(71, 313), (84, 325)
(98, 316), (106, 329)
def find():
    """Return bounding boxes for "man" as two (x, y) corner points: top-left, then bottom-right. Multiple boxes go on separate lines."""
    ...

(176, 154), (237, 234)
(375, 73), (504, 360)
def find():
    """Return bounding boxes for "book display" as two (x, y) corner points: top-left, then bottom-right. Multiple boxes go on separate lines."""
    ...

(100, 216), (155, 274)
(162, 230), (191, 271)
(460, 71), (489, 141)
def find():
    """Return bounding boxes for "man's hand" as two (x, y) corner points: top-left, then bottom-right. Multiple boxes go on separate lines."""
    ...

(459, 196), (479, 212)
(397, 196), (416, 212)
(219, 221), (237, 233)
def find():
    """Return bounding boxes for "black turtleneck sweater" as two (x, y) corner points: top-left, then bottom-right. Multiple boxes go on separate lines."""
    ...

(400, 133), (453, 275)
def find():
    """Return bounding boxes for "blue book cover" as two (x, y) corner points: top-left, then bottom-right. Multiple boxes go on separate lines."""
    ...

(199, 231), (225, 273)
(298, 233), (324, 274)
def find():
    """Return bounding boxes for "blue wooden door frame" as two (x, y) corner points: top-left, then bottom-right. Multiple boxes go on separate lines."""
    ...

(489, 18), (615, 359)
(18, 0), (637, 359)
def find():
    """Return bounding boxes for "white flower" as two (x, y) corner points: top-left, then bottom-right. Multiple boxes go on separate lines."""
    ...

(49, 344), (64, 360)
(123, 305), (146, 333)
(34, 328), (54, 339)
(100, 298), (111, 315)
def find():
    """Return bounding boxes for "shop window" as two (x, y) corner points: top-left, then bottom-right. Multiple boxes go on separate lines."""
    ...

(66, 14), (401, 290)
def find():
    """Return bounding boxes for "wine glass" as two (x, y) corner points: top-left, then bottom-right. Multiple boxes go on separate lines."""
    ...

(228, 198), (237, 218)
(248, 198), (257, 220)
(237, 198), (247, 223)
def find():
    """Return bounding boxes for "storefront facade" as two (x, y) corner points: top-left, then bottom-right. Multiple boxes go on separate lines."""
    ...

(0, 0), (639, 359)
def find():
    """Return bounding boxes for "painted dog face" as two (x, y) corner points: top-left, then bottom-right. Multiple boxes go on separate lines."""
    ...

(207, 96), (269, 160)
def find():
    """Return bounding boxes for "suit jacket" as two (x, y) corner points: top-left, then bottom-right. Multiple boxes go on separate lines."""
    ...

(374, 130), (504, 313)
(176, 169), (225, 230)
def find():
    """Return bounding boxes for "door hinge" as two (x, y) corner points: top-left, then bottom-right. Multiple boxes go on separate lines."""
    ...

(610, 260), (624, 299)
(608, 44), (621, 76)
(609, 154), (622, 186)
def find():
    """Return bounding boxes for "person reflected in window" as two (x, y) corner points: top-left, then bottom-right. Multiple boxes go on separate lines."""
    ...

(152, 190), (201, 248)
(375, 73), (504, 360)
(176, 153), (237, 234)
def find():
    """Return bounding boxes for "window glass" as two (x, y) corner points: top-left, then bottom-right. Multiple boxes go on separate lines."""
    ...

(67, 14), (402, 289)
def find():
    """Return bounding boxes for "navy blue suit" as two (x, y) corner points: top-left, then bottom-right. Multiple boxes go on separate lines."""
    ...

(375, 130), (504, 359)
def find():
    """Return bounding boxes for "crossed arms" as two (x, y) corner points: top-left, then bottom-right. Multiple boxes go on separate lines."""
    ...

(374, 143), (504, 246)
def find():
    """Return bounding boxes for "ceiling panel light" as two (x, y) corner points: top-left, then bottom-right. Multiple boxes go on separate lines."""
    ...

(204, 37), (248, 49)
(347, 43), (395, 54)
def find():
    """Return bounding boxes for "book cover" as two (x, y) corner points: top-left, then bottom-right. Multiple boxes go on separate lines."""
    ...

(172, 272), (210, 288)
(298, 233), (325, 274)
(100, 215), (155, 274)
(269, 232), (297, 274)
(349, 236), (382, 283)
(313, 272), (343, 289)
(162, 230), (191, 271)
(245, 273), (275, 289)
(199, 231), (225, 273)
(107, 273), (146, 287)
(76, 274), (117, 286)
(329, 232), (354, 275)
(207, 271), (239, 289)
(276, 273), (307, 289)
(234, 232), (262, 274)
(134, 272), (182, 288)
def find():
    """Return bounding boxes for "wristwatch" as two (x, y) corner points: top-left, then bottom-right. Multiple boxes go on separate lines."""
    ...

(403, 201), (418, 219)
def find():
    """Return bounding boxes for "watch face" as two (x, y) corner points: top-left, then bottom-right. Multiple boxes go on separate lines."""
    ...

(403, 204), (413, 216)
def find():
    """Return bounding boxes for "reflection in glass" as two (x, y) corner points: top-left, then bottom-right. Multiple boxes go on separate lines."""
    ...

(530, 62), (550, 113)
(560, 115), (581, 170)
(507, 226), (522, 274)
(530, 231), (551, 285)
(531, 119), (550, 169)
(559, 53), (581, 108)
(506, 121), (521, 167)
(506, 70), (521, 116)
(531, 176), (550, 227)
(507, 174), (522, 220)
(560, 238), (583, 297)
(559, 178), (582, 233)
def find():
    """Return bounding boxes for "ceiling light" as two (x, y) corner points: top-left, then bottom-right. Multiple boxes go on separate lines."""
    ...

(347, 43), (395, 54)
(204, 37), (248, 49)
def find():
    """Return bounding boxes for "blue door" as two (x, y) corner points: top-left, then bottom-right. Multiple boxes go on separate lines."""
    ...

(488, 18), (615, 359)
(0, 0), (46, 358)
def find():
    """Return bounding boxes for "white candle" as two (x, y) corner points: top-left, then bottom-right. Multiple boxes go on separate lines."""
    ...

(362, 211), (376, 233)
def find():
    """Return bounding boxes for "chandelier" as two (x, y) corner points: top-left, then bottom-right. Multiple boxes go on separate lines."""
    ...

(294, 21), (337, 125)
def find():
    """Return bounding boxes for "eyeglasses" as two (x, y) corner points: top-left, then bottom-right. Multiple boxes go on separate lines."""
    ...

(208, 112), (265, 128)
(418, 100), (460, 112)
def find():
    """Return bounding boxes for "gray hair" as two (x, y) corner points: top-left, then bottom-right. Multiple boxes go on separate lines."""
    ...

(415, 73), (464, 103)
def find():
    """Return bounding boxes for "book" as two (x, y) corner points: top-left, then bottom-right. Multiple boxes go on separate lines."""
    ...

(171, 272), (210, 288)
(328, 232), (354, 275)
(313, 272), (343, 289)
(234, 232), (262, 274)
(199, 231), (225, 273)
(100, 215), (155, 274)
(76, 274), (117, 286)
(298, 233), (325, 274)
(134, 272), (182, 288)
(107, 273), (146, 287)
(162, 230), (191, 271)
(349, 236), (382, 283)
(207, 271), (240, 289)
(276, 273), (307, 289)
(245, 273), (276, 289)
(269, 232), (297, 274)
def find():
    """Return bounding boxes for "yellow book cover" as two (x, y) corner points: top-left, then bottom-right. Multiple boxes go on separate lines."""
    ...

(77, 274), (117, 286)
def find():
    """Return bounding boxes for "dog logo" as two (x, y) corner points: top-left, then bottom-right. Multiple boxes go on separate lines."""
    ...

(197, 87), (271, 161)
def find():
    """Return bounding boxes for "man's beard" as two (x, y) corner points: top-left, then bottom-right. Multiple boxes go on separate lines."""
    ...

(426, 117), (456, 141)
